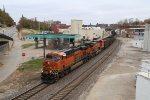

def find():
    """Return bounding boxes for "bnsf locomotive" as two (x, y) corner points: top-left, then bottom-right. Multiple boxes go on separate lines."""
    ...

(41, 31), (116, 83)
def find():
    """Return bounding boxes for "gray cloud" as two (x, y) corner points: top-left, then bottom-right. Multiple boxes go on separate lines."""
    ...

(0, 0), (150, 24)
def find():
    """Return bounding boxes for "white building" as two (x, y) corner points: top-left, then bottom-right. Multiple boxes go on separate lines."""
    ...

(136, 71), (150, 100)
(71, 19), (83, 35)
(64, 19), (109, 41)
(143, 24), (150, 52)
(70, 19), (83, 41)
(82, 27), (108, 40)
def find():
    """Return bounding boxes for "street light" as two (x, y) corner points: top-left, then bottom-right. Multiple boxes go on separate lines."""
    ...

(43, 33), (46, 58)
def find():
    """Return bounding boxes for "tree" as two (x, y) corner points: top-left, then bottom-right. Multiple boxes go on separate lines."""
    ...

(128, 18), (134, 25)
(18, 15), (49, 31)
(33, 17), (38, 30)
(19, 15), (33, 29)
(132, 18), (140, 26)
(117, 18), (145, 29)
(16, 24), (22, 31)
(40, 22), (49, 30)
(144, 18), (150, 24)
(0, 8), (14, 27)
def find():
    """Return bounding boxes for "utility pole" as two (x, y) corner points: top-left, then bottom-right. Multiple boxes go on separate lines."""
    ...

(43, 27), (46, 58)
(39, 21), (46, 58)
(43, 37), (46, 58)
(39, 22), (41, 32)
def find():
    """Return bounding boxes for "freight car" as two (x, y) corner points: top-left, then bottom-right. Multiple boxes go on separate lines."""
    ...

(41, 31), (116, 83)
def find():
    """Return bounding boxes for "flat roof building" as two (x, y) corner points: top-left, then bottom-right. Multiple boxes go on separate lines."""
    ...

(136, 71), (150, 100)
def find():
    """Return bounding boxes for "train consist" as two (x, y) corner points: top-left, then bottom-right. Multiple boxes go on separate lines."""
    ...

(41, 31), (116, 83)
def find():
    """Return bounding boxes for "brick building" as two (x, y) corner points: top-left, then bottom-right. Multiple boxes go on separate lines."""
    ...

(50, 23), (70, 33)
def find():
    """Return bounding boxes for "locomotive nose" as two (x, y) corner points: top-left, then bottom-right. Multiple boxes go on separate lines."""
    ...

(43, 60), (50, 65)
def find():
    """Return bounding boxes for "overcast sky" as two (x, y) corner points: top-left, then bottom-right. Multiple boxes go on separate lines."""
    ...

(0, 0), (150, 24)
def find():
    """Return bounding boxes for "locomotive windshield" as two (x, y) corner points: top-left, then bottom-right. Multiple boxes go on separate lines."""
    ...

(52, 56), (60, 62)
(46, 54), (61, 62)
(46, 54), (52, 59)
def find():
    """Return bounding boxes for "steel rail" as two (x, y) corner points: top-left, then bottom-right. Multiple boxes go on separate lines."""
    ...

(49, 40), (120, 100)
(12, 83), (49, 100)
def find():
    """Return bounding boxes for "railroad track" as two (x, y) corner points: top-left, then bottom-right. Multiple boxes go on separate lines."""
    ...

(10, 40), (120, 100)
(11, 83), (49, 100)
(49, 40), (120, 100)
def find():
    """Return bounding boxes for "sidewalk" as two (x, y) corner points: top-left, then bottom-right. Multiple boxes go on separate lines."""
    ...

(0, 38), (22, 83)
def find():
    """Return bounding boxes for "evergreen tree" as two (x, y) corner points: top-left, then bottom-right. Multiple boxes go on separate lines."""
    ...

(0, 8), (14, 27)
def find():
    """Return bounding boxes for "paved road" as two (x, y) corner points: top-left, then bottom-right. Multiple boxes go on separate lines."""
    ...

(0, 27), (22, 82)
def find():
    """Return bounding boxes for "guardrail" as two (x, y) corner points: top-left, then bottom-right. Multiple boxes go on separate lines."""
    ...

(0, 43), (9, 52)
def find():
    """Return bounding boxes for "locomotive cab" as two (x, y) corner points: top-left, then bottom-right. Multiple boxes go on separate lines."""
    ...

(44, 54), (61, 71)
(41, 52), (64, 82)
